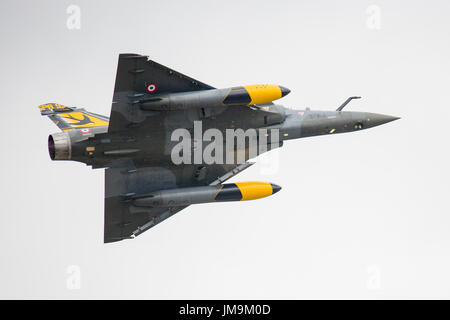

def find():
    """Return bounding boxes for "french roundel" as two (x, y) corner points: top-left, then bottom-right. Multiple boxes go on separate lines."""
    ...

(146, 83), (157, 93)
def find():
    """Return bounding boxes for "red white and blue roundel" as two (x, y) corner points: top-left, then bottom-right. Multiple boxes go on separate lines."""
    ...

(146, 83), (157, 93)
(80, 128), (91, 134)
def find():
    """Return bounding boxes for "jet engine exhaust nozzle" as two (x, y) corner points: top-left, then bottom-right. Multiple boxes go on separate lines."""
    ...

(48, 132), (71, 160)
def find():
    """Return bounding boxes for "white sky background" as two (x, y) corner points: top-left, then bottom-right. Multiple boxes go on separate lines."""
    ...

(0, 0), (449, 299)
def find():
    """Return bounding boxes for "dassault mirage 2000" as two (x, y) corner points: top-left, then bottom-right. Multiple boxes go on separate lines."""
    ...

(39, 53), (399, 243)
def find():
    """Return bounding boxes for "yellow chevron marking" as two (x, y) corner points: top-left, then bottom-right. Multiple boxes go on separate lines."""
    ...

(60, 112), (109, 128)
(243, 84), (282, 105)
(235, 181), (274, 201)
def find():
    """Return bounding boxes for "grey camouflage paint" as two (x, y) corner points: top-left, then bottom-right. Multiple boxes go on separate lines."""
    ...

(42, 53), (399, 243)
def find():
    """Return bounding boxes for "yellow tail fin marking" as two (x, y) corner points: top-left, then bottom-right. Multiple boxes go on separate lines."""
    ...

(38, 103), (109, 131)
(39, 103), (72, 113)
(59, 112), (109, 128)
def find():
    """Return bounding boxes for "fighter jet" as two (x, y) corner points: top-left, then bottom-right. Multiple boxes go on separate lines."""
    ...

(39, 53), (399, 243)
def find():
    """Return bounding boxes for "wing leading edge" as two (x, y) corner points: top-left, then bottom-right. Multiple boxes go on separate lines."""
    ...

(103, 54), (257, 243)
(108, 53), (214, 133)
(104, 162), (254, 243)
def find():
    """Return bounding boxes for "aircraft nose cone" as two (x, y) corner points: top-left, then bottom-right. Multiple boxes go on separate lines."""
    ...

(271, 183), (282, 194)
(279, 86), (291, 97)
(367, 113), (400, 127)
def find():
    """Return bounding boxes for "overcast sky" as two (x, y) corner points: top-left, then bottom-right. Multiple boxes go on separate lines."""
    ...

(1, 0), (449, 299)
